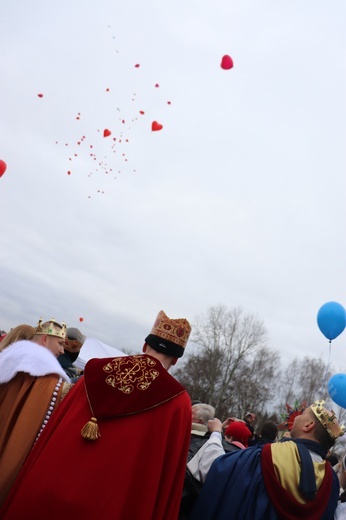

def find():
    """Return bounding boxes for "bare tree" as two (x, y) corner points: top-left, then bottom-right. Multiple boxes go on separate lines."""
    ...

(175, 305), (280, 419)
(277, 356), (333, 415)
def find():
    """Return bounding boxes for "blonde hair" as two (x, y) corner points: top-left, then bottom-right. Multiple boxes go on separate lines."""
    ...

(0, 324), (36, 352)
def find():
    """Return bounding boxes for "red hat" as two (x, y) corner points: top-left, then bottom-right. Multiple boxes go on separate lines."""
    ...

(225, 422), (252, 447)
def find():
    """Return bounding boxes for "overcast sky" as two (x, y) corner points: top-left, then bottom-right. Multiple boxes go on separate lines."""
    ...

(1, 0), (346, 374)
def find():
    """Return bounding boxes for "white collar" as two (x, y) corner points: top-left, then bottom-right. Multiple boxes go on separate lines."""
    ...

(0, 340), (70, 383)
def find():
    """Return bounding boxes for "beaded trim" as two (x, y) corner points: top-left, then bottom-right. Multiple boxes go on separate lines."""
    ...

(35, 377), (62, 443)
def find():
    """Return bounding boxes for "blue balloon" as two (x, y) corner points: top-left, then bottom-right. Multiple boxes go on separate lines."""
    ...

(328, 373), (346, 408)
(317, 301), (346, 341)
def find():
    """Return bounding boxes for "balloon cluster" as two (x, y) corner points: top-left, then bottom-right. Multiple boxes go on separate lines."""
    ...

(317, 302), (346, 408)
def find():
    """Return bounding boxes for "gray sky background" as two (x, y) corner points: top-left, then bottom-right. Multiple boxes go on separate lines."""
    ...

(1, 0), (346, 373)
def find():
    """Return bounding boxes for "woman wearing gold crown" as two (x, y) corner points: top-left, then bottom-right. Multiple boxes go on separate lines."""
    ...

(0, 318), (72, 506)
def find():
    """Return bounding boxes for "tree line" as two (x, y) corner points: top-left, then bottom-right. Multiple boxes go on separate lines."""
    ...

(173, 305), (343, 430)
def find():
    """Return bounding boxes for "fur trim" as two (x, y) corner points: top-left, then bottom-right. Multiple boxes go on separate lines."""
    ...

(0, 340), (70, 383)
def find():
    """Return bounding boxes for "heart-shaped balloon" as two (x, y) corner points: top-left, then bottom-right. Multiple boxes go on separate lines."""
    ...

(220, 55), (234, 70)
(0, 160), (7, 177)
(152, 121), (163, 131)
(103, 129), (111, 137)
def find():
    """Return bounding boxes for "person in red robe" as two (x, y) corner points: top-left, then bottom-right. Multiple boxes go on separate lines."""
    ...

(1, 310), (192, 520)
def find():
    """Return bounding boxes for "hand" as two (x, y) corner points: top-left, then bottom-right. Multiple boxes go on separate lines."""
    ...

(208, 418), (222, 433)
(221, 417), (235, 430)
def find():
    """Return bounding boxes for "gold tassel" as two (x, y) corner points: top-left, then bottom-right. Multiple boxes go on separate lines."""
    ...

(81, 417), (101, 441)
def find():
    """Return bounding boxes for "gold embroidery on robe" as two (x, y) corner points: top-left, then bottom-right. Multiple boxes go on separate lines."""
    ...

(103, 356), (159, 394)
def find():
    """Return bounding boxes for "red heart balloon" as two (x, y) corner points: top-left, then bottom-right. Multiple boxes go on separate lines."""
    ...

(0, 160), (7, 177)
(37, 93), (43, 98)
(220, 55), (234, 70)
(103, 129), (111, 137)
(79, 317), (84, 322)
(152, 121), (163, 131)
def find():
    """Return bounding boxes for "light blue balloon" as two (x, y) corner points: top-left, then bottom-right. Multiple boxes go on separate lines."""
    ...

(317, 301), (346, 341)
(328, 373), (346, 408)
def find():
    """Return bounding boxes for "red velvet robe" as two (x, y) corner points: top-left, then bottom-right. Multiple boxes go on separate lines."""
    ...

(1, 355), (191, 520)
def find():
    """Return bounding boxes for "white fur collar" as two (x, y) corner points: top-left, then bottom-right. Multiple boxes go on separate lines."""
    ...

(0, 340), (70, 384)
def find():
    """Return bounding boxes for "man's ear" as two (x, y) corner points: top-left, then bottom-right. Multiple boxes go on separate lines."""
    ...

(302, 420), (315, 433)
(142, 343), (147, 353)
(171, 357), (178, 366)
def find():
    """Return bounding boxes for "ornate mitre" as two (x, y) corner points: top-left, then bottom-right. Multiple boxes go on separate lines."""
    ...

(145, 310), (191, 358)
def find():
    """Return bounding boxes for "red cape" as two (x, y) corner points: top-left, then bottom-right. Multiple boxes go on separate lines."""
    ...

(1, 355), (191, 520)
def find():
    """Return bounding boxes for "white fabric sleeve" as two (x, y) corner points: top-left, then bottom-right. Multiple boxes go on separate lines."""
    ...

(187, 432), (225, 483)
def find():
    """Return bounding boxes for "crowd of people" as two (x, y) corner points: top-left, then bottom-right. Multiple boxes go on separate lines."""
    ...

(1, 311), (346, 519)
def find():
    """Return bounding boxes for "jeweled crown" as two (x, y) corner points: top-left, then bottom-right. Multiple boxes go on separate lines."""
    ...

(311, 399), (345, 439)
(35, 318), (67, 339)
(150, 310), (191, 349)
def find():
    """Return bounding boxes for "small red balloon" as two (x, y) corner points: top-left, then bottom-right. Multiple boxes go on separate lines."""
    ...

(134, 64), (140, 68)
(103, 129), (111, 137)
(0, 160), (7, 177)
(220, 55), (234, 70)
(37, 93), (44, 98)
(79, 317), (84, 322)
(152, 121), (163, 131)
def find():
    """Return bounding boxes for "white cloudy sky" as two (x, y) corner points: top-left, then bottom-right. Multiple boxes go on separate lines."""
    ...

(1, 0), (346, 372)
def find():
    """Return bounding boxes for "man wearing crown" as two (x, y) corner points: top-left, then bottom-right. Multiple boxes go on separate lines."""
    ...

(189, 400), (344, 520)
(0, 318), (71, 507)
(0, 311), (192, 520)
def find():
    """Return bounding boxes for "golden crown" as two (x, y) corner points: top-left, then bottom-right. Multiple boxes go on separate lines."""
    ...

(35, 318), (67, 339)
(311, 400), (345, 440)
(150, 310), (191, 349)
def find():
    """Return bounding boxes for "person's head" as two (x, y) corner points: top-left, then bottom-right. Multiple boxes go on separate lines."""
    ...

(63, 327), (86, 361)
(225, 422), (252, 448)
(244, 412), (256, 425)
(290, 400), (345, 451)
(191, 403), (215, 426)
(142, 310), (191, 370)
(33, 318), (67, 357)
(260, 421), (278, 442)
(0, 324), (36, 351)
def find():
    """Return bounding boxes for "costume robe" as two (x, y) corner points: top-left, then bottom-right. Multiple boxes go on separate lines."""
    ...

(189, 441), (339, 520)
(0, 340), (70, 505)
(1, 354), (191, 520)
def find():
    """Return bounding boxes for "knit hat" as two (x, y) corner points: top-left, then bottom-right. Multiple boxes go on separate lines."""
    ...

(67, 327), (86, 344)
(225, 422), (252, 447)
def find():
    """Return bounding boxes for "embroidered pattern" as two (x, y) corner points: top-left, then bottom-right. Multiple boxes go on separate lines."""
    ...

(103, 356), (159, 394)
